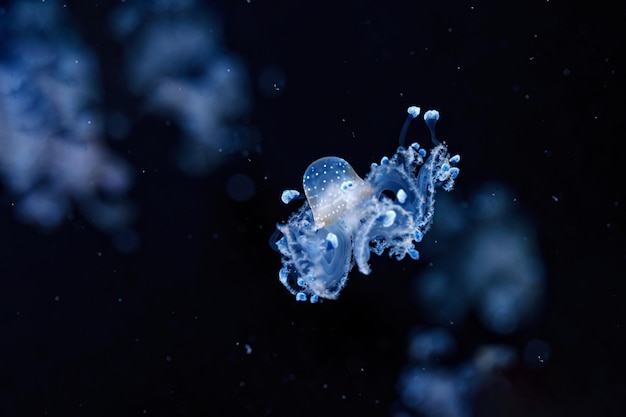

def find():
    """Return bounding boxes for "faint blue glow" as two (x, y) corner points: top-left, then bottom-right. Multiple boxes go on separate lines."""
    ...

(110, 0), (256, 176)
(407, 327), (457, 363)
(415, 184), (545, 334)
(399, 184), (547, 416)
(398, 327), (520, 417)
(1, 0), (255, 241)
(399, 367), (472, 417)
(0, 0), (133, 233)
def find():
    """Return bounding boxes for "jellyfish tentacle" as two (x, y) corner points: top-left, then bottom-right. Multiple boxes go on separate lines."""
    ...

(398, 105), (421, 148)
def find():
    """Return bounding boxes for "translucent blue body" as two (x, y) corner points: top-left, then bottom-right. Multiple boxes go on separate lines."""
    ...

(273, 108), (460, 301)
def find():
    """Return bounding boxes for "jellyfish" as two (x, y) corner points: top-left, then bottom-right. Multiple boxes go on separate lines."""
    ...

(271, 106), (460, 302)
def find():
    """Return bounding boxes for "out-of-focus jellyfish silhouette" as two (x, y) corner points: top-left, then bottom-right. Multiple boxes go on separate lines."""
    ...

(397, 327), (518, 417)
(0, 0), (133, 232)
(1, 0), (255, 242)
(415, 183), (545, 334)
(272, 107), (461, 302)
(110, 0), (256, 176)
(397, 184), (547, 416)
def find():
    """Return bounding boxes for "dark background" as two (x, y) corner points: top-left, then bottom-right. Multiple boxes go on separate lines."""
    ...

(1, 0), (625, 416)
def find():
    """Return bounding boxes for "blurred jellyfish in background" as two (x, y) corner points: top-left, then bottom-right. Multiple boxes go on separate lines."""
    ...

(415, 183), (545, 334)
(0, 0), (133, 232)
(397, 183), (548, 416)
(110, 0), (257, 176)
(397, 327), (518, 417)
(1, 0), (255, 242)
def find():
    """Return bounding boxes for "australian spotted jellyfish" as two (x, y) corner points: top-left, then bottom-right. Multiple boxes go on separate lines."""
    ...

(271, 106), (460, 302)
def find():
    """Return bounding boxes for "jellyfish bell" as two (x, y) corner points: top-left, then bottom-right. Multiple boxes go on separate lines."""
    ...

(303, 156), (374, 228)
